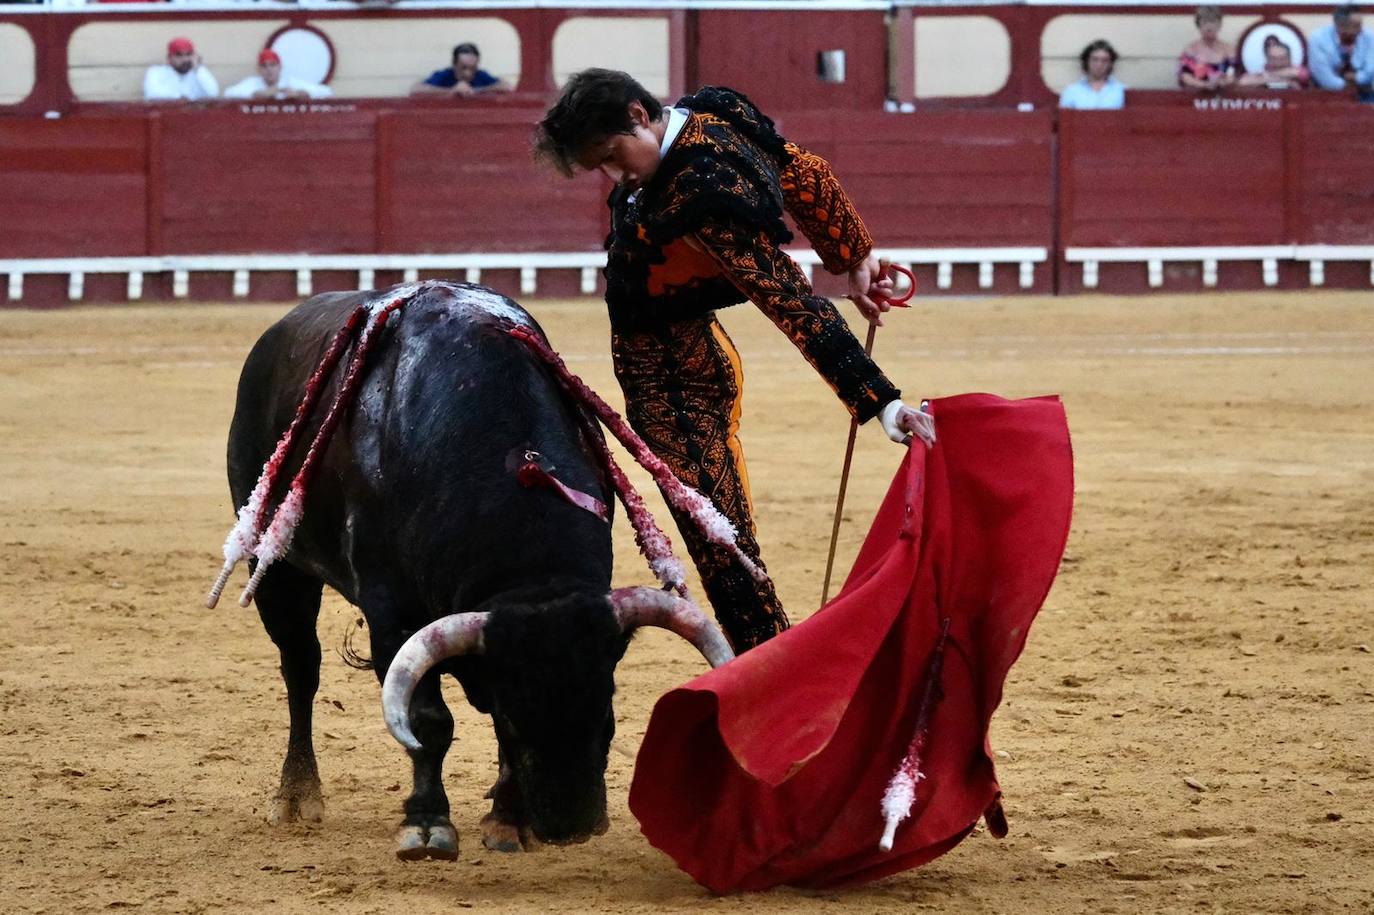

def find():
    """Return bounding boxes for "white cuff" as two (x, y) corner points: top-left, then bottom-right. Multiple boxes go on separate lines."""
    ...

(879, 399), (907, 444)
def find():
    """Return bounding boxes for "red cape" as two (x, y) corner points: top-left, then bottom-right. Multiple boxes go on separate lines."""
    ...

(628, 393), (1074, 892)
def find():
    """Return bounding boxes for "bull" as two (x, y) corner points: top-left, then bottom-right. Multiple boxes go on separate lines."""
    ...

(221, 281), (730, 859)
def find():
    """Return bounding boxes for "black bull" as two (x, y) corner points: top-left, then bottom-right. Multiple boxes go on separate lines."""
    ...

(224, 282), (728, 859)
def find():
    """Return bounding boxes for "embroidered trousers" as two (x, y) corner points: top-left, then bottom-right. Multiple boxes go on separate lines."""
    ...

(612, 316), (789, 652)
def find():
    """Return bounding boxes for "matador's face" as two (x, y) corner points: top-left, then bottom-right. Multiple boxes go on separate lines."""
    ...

(575, 101), (663, 194)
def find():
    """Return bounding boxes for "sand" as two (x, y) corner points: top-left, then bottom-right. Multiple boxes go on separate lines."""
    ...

(1, 291), (1371, 914)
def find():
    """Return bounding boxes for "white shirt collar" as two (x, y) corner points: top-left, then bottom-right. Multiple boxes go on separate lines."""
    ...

(660, 106), (688, 155)
(628, 107), (689, 203)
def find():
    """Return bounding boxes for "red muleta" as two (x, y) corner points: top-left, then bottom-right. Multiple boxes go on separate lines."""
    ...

(629, 393), (1074, 892)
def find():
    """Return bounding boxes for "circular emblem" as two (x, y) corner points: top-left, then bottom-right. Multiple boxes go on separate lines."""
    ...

(266, 25), (336, 85)
(1237, 20), (1306, 75)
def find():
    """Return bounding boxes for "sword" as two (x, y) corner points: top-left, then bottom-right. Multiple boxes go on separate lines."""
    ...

(819, 263), (915, 607)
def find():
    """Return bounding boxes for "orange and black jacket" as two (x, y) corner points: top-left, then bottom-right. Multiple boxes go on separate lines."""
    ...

(603, 86), (900, 424)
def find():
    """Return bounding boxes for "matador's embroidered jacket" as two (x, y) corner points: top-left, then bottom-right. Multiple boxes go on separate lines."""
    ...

(603, 86), (901, 423)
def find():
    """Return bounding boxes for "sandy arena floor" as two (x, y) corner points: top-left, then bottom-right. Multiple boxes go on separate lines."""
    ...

(1, 291), (1371, 914)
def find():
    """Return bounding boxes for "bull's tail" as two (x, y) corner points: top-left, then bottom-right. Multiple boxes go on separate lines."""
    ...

(208, 283), (425, 609)
(338, 614), (374, 670)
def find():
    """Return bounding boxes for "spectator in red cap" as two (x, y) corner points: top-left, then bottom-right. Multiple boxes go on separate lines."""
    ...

(143, 36), (219, 101)
(225, 48), (334, 101)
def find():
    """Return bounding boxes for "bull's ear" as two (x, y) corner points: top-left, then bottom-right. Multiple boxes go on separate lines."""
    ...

(610, 587), (734, 668)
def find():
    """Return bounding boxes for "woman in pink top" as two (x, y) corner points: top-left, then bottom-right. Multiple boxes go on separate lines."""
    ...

(1179, 5), (1237, 89)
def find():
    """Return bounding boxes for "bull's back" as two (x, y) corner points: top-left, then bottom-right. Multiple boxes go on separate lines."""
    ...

(224, 283), (612, 611)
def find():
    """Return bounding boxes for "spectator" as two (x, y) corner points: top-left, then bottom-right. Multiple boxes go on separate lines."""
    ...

(1309, 4), (1374, 99)
(143, 37), (219, 101)
(224, 49), (333, 101)
(410, 42), (510, 97)
(1238, 36), (1311, 89)
(1178, 6), (1237, 89)
(1060, 40), (1126, 109)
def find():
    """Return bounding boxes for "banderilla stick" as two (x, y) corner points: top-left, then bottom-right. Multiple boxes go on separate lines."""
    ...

(820, 320), (878, 607)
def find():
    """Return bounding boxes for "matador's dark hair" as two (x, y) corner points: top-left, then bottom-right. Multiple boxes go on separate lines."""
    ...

(534, 69), (664, 177)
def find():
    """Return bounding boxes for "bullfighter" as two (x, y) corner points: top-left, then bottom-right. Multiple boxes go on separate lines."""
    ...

(535, 69), (934, 651)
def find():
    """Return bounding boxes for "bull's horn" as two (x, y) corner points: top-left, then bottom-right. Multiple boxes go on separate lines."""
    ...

(610, 587), (734, 668)
(381, 612), (488, 751)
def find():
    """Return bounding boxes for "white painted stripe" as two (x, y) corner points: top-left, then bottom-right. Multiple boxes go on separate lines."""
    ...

(1066, 246), (1294, 262)
(0, 247), (1043, 276)
(791, 247), (1048, 265)
(0, 248), (1052, 305)
(1294, 245), (1374, 260)
(0, 253), (608, 273)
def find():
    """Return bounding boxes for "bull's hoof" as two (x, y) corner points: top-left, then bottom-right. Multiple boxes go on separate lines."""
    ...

(396, 825), (428, 860)
(396, 823), (458, 862)
(267, 787), (324, 825)
(426, 824), (459, 861)
(480, 813), (523, 853)
(480, 812), (543, 853)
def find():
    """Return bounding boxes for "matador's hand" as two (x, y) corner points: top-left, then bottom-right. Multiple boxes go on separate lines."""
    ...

(879, 399), (936, 449)
(846, 254), (896, 326)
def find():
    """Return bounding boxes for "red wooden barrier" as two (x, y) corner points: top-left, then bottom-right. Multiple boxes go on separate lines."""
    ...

(0, 105), (607, 261)
(4, 102), (1374, 303)
(1059, 107), (1286, 249)
(782, 109), (1056, 295)
(378, 108), (606, 254)
(1289, 105), (1374, 246)
(157, 108), (378, 254)
(784, 109), (1055, 249)
(1056, 102), (1374, 293)
(691, 11), (889, 114)
(0, 116), (148, 257)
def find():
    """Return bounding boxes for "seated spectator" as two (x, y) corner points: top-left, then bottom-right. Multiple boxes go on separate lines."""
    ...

(1309, 3), (1374, 100)
(143, 37), (219, 102)
(410, 42), (510, 98)
(1238, 36), (1311, 90)
(1178, 6), (1237, 89)
(1060, 40), (1126, 110)
(224, 49), (333, 101)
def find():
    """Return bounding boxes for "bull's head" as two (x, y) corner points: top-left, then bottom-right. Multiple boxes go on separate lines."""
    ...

(380, 587), (732, 845)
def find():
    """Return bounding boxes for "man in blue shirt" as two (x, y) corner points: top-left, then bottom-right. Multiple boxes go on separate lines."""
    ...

(1309, 4), (1374, 100)
(410, 43), (510, 98)
(1059, 39), (1127, 110)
